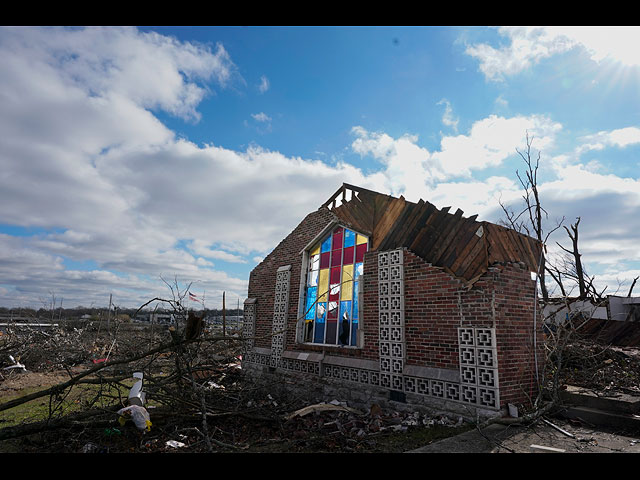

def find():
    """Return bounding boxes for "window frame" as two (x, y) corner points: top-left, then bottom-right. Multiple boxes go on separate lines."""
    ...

(296, 221), (369, 348)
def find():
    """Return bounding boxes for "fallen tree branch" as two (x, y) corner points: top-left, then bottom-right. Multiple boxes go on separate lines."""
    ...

(0, 333), (234, 414)
(475, 400), (557, 429)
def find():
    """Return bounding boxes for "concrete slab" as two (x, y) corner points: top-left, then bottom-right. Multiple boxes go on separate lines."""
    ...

(560, 385), (640, 414)
(407, 419), (640, 453)
(407, 423), (521, 453)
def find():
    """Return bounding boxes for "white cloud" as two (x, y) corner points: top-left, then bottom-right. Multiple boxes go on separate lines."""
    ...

(351, 114), (562, 199)
(494, 95), (509, 110)
(576, 126), (640, 154)
(558, 26), (640, 66)
(188, 239), (247, 263)
(2, 27), (238, 122)
(433, 114), (561, 177)
(0, 27), (277, 307)
(0, 26), (389, 307)
(466, 27), (640, 82)
(422, 176), (519, 218)
(258, 75), (270, 93)
(351, 126), (436, 199)
(437, 98), (459, 132)
(251, 112), (272, 123)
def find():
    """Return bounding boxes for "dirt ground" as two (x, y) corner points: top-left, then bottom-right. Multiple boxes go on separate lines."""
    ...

(0, 370), (74, 396)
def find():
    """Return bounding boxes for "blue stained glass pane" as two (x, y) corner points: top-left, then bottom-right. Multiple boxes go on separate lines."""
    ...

(344, 229), (355, 248)
(351, 321), (358, 346)
(314, 322), (325, 343)
(321, 236), (332, 253)
(339, 300), (352, 321)
(353, 281), (359, 319)
(355, 262), (363, 279)
(305, 287), (317, 320)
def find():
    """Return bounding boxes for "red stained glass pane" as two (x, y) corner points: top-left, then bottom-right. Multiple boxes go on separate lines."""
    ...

(355, 243), (367, 263)
(330, 250), (341, 267)
(332, 228), (343, 250)
(330, 266), (341, 285)
(320, 252), (330, 269)
(343, 246), (354, 264)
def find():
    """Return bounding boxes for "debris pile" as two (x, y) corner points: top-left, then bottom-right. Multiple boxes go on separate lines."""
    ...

(270, 400), (466, 453)
(558, 341), (640, 395)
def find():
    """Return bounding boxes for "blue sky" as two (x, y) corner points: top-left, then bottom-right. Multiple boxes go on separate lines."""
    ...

(1, 26), (640, 309)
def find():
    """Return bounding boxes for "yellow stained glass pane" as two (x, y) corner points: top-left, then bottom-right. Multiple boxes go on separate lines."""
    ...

(341, 264), (353, 301)
(310, 244), (321, 256)
(318, 268), (329, 302)
(356, 234), (368, 245)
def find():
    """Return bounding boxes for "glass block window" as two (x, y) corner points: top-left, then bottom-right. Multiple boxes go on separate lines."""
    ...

(302, 226), (368, 346)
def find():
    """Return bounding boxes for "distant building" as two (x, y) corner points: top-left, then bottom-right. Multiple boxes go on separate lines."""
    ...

(149, 312), (176, 324)
(608, 295), (640, 322)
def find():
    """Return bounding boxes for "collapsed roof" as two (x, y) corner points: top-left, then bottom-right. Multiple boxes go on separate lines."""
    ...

(321, 183), (542, 284)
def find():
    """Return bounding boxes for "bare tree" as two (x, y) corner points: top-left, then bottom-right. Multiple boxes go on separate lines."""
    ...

(499, 132), (564, 301)
(548, 217), (609, 302)
(555, 217), (587, 299)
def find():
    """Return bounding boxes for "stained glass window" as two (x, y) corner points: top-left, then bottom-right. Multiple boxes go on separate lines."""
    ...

(302, 226), (368, 346)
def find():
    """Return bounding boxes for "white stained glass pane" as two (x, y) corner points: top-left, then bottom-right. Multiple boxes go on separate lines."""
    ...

(310, 254), (320, 271)
(308, 269), (319, 287)
(355, 262), (363, 279)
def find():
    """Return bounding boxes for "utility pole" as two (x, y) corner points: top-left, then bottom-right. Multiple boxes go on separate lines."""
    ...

(222, 291), (226, 337)
(107, 293), (112, 335)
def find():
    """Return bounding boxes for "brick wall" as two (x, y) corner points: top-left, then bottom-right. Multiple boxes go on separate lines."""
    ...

(248, 207), (335, 349)
(401, 249), (543, 407)
(490, 263), (545, 407)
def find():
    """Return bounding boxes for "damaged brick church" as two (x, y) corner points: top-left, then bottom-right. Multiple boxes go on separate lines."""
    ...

(242, 183), (544, 417)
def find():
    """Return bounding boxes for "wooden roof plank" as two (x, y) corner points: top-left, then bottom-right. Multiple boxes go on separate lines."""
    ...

(484, 223), (508, 264)
(418, 207), (452, 259)
(372, 196), (407, 250)
(518, 232), (540, 270)
(388, 199), (428, 249)
(440, 219), (480, 270)
(462, 237), (489, 279)
(455, 235), (485, 279)
(378, 202), (416, 251)
(492, 225), (518, 262)
(393, 199), (425, 247)
(505, 228), (527, 265)
(405, 202), (438, 248)
(449, 224), (485, 273)
(430, 208), (466, 265)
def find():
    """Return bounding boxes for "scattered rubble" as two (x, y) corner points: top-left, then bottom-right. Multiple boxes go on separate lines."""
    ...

(557, 341), (640, 396)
